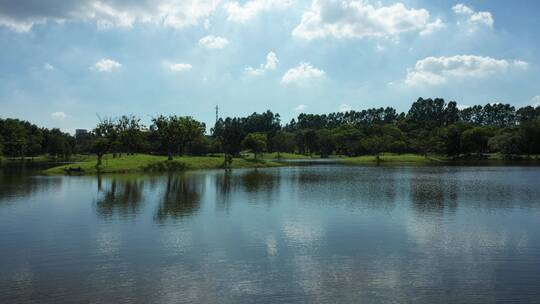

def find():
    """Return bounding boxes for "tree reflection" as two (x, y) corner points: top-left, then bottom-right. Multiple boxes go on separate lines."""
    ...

(214, 170), (233, 212)
(154, 173), (204, 222)
(0, 162), (61, 203)
(240, 170), (276, 193)
(409, 173), (458, 215)
(95, 176), (145, 218)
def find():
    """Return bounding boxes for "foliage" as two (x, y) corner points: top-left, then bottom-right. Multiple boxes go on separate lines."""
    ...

(242, 133), (267, 159)
(3, 99), (540, 164)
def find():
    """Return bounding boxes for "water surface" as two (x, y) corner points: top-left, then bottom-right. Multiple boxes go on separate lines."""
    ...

(1, 165), (540, 303)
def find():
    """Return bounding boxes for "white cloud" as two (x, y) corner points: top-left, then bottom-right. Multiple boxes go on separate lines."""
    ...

(169, 62), (193, 72)
(198, 35), (229, 49)
(339, 103), (352, 112)
(293, 104), (308, 112)
(0, 15), (40, 33)
(292, 0), (443, 40)
(51, 112), (67, 120)
(245, 51), (278, 76)
(0, 0), (220, 32)
(281, 62), (324, 84)
(513, 60), (529, 69)
(44, 63), (55, 70)
(420, 18), (445, 36)
(90, 58), (122, 72)
(452, 3), (474, 15)
(224, 0), (292, 23)
(532, 95), (540, 107)
(453, 3), (493, 30)
(405, 55), (527, 86)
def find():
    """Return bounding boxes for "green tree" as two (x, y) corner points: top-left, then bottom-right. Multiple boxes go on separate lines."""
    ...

(362, 136), (392, 159)
(333, 126), (363, 156)
(242, 133), (267, 160)
(94, 118), (118, 157)
(117, 115), (145, 155)
(0, 134), (4, 158)
(519, 118), (540, 155)
(92, 138), (109, 166)
(488, 132), (522, 157)
(317, 129), (335, 158)
(461, 127), (493, 154)
(271, 132), (296, 159)
(214, 117), (246, 157)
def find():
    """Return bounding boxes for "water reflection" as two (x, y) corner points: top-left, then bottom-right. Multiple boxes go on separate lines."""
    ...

(154, 174), (204, 222)
(94, 176), (145, 219)
(2, 165), (540, 303)
(409, 171), (458, 215)
(0, 162), (61, 202)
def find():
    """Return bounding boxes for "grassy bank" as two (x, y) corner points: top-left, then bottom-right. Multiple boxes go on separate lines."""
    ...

(339, 153), (448, 164)
(44, 154), (282, 175)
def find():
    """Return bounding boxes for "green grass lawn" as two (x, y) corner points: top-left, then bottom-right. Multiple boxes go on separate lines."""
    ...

(44, 154), (282, 175)
(340, 153), (447, 164)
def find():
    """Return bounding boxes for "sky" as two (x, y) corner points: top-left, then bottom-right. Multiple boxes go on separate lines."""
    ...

(1, 0), (539, 133)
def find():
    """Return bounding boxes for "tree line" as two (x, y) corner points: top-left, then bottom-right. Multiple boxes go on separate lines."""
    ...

(1, 98), (540, 162)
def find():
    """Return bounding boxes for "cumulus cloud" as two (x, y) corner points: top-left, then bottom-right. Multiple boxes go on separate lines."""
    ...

(405, 55), (528, 86)
(51, 112), (67, 120)
(44, 63), (55, 70)
(90, 58), (122, 72)
(224, 0), (292, 23)
(293, 104), (308, 112)
(292, 0), (444, 40)
(169, 62), (192, 72)
(245, 51), (278, 76)
(339, 103), (352, 112)
(453, 3), (493, 31)
(198, 35), (229, 49)
(0, 0), (220, 32)
(281, 62), (324, 84)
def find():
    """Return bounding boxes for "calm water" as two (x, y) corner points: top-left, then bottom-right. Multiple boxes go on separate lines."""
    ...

(1, 164), (540, 303)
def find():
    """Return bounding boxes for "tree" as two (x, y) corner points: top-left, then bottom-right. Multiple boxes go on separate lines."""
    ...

(46, 129), (70, 159)
(117, 115), (144, 155)
(519, 118), (540, 155)
(407, 97), (445, 129)
(317, 129), (335, 158)
(242, 133), (267, 160)
(333, 126), (363, 156)
(271, 132), (296, 159)
(517, 105), (540, 123)
(488, 132), (522, 157)
(177, 116), (206, 156)
(461, 127), (493, 154)
(92, 138), (109, 166)
(362, 136), (392, 159)
(443, 123), (469, 156)
(0, 134), (4, 158)
(214, 117), (245, 157)
(444, 101), (460, 125)
(94, 118), (118, 157)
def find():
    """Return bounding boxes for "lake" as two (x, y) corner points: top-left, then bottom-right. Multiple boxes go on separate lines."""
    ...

(1, 164), (540, 303)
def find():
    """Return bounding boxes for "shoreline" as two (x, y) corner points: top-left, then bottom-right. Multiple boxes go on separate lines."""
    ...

(40, 153), (540, 175)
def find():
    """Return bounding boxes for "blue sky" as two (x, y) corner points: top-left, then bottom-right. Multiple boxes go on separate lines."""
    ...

(1, 0), (539, 133)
